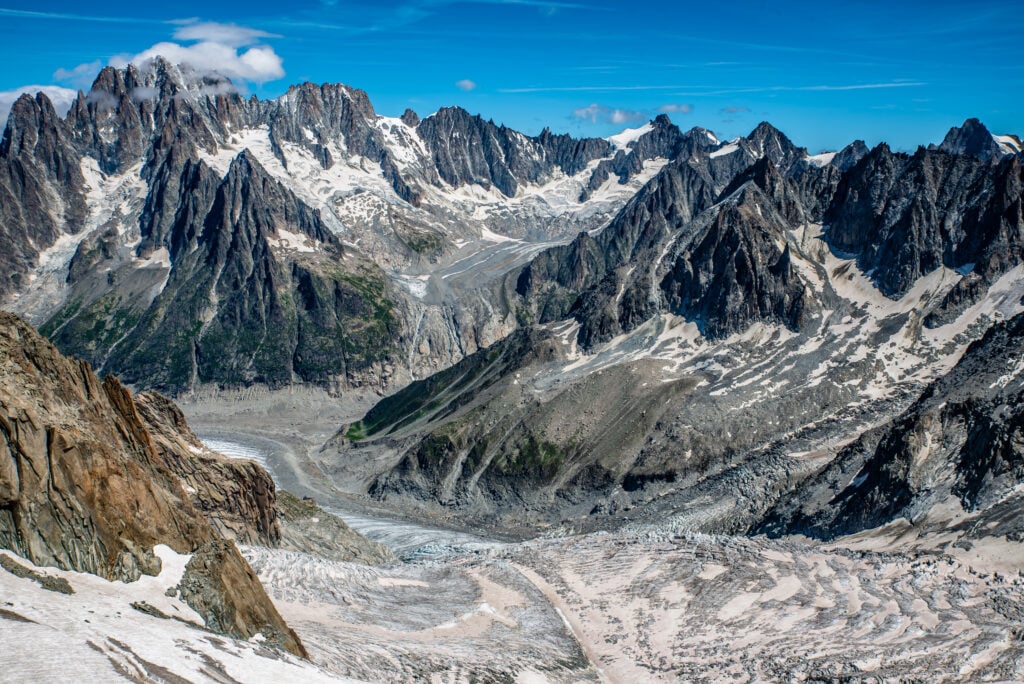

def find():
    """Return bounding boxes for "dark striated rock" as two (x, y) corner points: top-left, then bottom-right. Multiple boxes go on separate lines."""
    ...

(46, 148), (403, 394)
(826, 144), (1024, 300)
(67, 65), (152, 174)
(0, 93), (87, 299)
(937, 117), (1007, 161)
(577, 116), (712, 202)
(833, 139), (869, 171)
(758, 310), (1024, 539)
(745, 121), (806, 169)
(514, 158), (718, 346)
(400, 108), (420, 127)
(660, 192), (809, 338)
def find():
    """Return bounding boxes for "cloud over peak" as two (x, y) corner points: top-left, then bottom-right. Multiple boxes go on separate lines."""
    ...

(115, 21), (285, 86)
(172, 22), (280, 48)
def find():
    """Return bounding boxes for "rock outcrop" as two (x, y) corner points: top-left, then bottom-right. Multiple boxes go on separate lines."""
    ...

(179, 539), (307, 658)
(826, 144), (1024, 302)
(0, 310), (305, 656)
(275, 491), (394, 564)
(135, 391), (281, 546)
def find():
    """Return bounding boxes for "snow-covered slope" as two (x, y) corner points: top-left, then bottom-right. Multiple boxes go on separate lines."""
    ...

(0, 548), (348, 683)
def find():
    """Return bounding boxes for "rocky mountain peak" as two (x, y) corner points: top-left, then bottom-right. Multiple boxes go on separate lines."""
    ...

(400, 107), (420, 127)
(720, 156), (805, 226)
(2, 92), (65, 154)
(745, 121), (803, 165)
(0, 89), (87, 298)
(937, 117), (1004, 160)
(833, 139), (869, 171)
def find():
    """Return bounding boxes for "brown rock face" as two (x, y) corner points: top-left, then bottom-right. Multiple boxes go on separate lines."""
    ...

(179, 539), (307, 659)
(0, 311), (305, 657)
(135, 391), (281, 546)
(0, 311), (211, 581)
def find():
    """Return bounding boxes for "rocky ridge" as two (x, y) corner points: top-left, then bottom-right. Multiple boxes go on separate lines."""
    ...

(758, 307), (1024, 540)
(0, 309), (307, 656)
(0, 61), (935, 397)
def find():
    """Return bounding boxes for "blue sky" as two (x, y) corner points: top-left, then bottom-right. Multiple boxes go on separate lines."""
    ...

(0, 0), (1021, 152)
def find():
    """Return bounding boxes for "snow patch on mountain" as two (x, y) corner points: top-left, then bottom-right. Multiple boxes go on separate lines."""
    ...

(710, 142), (740, 158)
(607, 122), (653, 150)
(806, 152), (837, 167)
(994, 134), (1022, 155)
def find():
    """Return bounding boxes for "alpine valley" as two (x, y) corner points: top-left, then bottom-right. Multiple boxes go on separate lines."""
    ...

(3, 59), (1024, 682)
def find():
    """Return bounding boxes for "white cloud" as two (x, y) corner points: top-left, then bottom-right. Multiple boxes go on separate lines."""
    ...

(172, 22), (279, 48)
(53, 61), (103, 89)
(0, 86), (78, 126)
(118, 33), (284, 85)
(129, 86), (158, 103)
(1, 20), (284, 125)
(658, 103), (693, 114)
(571, 103), (603, 123)
(572, 103), (646, 125)
(455, 79), (477, 92)
(609, 108), (645, 125)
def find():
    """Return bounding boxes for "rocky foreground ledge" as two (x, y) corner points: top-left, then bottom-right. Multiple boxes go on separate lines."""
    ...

(0, 310), (316, 655)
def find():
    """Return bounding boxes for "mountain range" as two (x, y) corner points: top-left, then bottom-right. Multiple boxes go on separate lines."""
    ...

(3, 56), (1024, 680)
(2, 58), (1024, 539)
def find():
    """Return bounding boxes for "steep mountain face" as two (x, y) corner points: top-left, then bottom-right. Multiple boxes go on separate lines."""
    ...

(758, 309), (1024, 540)
(0, 310), (306, 656)
(658, 159), (811, 338)
(0, 60), (700, 393)
(511, 152), (817, 351)
(43, 147), (404, 393)
(315, 119), (1024, 533)
(826, 143), (1024, 306)
(936, 117), (1022, 161)
(135, 391), (281, 546)
(0, 94), (86, 299)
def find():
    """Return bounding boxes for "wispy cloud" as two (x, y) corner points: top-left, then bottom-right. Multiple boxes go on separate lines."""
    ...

(455, 79), (477, 91)
(53, 61), (103, 89)
(673, 82), (927, 97)
(506, 81), (927, 96)
(422, 0), (598, 10)
(278, 0), (600, 37)
(172, 21), (280, 48)
(571, 103), (646, 125)
(658, 103), (693, 114)
(0, 7), (159, 24)
(720, 106), (750, 114)
(502, 84), (697, 93)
